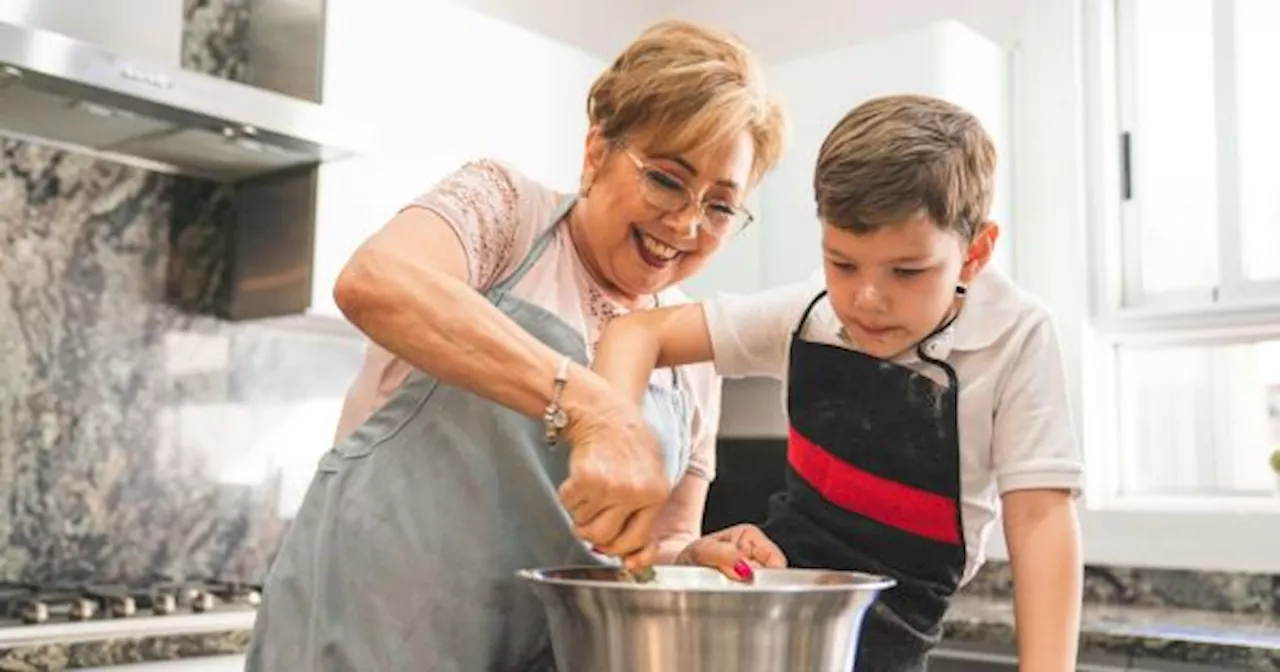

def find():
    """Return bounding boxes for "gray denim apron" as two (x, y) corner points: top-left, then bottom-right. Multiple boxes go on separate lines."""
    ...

(245, 195), (692, 671)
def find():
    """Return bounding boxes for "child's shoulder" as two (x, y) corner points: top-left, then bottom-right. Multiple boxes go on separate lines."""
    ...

(957, 269), (1059, 354)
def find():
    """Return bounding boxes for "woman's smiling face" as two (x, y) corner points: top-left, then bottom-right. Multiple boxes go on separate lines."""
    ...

(571, 128), (757, 301)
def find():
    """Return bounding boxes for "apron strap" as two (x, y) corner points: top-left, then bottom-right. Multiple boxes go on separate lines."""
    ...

(491, 194), (577, 295)
(791, 290), (829, 337)
(915, 306), (963, 389)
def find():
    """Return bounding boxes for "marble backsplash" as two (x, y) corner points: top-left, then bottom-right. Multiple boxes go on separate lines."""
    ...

(0, 0), (367, 587)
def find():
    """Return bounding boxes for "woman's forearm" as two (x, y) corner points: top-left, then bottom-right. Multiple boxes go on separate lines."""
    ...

(334, 225), (609, 423)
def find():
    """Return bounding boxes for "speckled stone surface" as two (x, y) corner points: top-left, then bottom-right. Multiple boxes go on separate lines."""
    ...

(945, 595), (1280, 670)
(0, 631), (248, 671)
(182, 0), (251, 82)
(965, 560), (1280, 616)
(4, 598), (1277, 671)
(0, 0), (364, 595)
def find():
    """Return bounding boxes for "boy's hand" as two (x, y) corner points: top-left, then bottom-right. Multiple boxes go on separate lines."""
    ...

(675, 524), (787, 581)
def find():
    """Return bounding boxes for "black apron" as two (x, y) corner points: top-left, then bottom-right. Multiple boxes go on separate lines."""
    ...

(760, 291), (965, 672)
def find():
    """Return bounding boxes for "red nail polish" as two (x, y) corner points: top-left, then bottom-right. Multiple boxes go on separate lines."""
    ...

(733, 560), (753, 580)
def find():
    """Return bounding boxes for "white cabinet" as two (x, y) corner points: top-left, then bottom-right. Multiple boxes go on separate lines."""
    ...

(308, 1), (604, 318)
(688, 20), (1012, 299)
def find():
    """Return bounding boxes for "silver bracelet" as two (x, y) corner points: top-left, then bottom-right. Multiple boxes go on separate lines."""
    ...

(543, 355), (571, 445)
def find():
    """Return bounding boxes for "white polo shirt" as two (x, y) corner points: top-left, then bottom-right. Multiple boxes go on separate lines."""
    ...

(703, 268), (1083, 584)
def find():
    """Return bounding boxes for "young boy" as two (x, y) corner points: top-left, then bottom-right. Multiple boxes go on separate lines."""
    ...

(592, 94), (1083, 671)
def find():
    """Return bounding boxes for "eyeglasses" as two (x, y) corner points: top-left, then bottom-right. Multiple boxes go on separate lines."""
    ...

(620, 148), (753, 237)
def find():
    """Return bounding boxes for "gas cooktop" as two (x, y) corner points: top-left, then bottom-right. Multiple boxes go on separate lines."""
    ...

(0, 575), (261, 627)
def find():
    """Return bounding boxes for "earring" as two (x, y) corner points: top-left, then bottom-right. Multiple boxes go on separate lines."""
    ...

(955, 283), (968, 297)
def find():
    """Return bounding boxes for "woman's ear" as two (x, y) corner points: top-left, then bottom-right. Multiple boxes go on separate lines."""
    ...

(580, 126), (610, 195)
(960, 221), (1001, 283)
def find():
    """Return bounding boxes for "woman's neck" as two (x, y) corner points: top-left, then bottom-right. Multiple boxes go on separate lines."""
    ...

(566, 200), (651, 310)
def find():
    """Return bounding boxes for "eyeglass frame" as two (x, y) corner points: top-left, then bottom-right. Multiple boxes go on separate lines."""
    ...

(615, 147), (755, 237)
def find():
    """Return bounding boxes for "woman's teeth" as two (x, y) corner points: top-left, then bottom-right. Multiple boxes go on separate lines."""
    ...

(640, 232), (679, 261)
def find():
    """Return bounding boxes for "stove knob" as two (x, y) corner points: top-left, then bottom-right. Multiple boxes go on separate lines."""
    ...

(69, 598), (97, 620)
(153, 593), (177, 615)
(19, 601), (49, 624)
(191, 591), (216, 613)
(110, 595), (137, 618)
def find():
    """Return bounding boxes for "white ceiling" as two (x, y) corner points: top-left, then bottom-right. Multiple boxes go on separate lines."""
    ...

(453, 0), (1023, 64)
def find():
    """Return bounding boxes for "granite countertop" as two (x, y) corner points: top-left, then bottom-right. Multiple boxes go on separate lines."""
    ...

(0, 612), (254, 671)
(946, 595), (1280, 670)
(3, 600), (1278, 671)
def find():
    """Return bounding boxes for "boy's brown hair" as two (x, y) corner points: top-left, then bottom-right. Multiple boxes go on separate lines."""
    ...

(813, 94), (996, 240)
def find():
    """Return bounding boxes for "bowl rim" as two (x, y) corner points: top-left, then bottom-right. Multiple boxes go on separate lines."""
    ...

(515, 565), (897, 593)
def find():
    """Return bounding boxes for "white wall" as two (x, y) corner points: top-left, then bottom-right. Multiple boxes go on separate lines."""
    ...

(310, 0), (605, 317)
(457, 0), (1024, 66)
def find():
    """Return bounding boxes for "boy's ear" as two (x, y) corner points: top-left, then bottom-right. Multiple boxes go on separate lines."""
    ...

(960, 221), (1001, 283)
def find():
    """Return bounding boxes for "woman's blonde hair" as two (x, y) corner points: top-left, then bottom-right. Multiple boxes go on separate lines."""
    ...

(586, 20), (788, 186)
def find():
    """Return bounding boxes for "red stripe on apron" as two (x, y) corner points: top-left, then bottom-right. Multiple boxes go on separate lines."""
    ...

(788, 426), (962, 546)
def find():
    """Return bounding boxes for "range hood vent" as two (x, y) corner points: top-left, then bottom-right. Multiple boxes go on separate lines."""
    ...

(0, 0), (367, 182)
(0, 0), (369, 321)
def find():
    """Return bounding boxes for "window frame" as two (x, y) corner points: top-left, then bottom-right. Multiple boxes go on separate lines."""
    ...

(1111, 0), (1280, 317)
(1082, 0), (1280, 512)
(1000, 0), (1280, 575)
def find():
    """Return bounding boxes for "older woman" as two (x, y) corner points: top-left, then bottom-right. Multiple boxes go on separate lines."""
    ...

(246, 19), (788, 672)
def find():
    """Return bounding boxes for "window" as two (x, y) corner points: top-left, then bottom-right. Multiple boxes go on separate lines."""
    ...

(1114, 338), (1280, 498)
(1093, 0), (1280, 505)
(1116, 0), (1280, 307)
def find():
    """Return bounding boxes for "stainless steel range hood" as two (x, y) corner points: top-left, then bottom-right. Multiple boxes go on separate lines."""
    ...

(0, 0), (366, 321)
(0, 0), (366, 183)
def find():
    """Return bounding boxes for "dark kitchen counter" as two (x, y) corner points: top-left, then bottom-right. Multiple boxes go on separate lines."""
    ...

(0, 611), (254, 671)
(945, 595), (1280, 670)
(3, 600), (1279, 670)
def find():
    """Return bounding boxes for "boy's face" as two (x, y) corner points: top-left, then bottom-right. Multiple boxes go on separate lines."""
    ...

(821, 215), (999, 360)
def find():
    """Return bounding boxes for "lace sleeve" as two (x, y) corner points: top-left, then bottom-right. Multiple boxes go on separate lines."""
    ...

(404, 158), (525, 290)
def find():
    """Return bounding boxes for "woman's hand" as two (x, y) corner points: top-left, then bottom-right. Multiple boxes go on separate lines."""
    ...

(675, 524), (787, 581)
(558, 382), (670, 567)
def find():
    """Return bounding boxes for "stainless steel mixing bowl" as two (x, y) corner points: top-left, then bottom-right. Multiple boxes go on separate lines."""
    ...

(517, 565), (895, 672)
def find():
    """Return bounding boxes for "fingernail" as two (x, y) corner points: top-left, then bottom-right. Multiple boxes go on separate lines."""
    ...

(733, 560), (753, 580)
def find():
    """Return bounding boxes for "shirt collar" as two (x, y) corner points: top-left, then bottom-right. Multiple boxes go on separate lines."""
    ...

(926, 269), (1021, 357)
